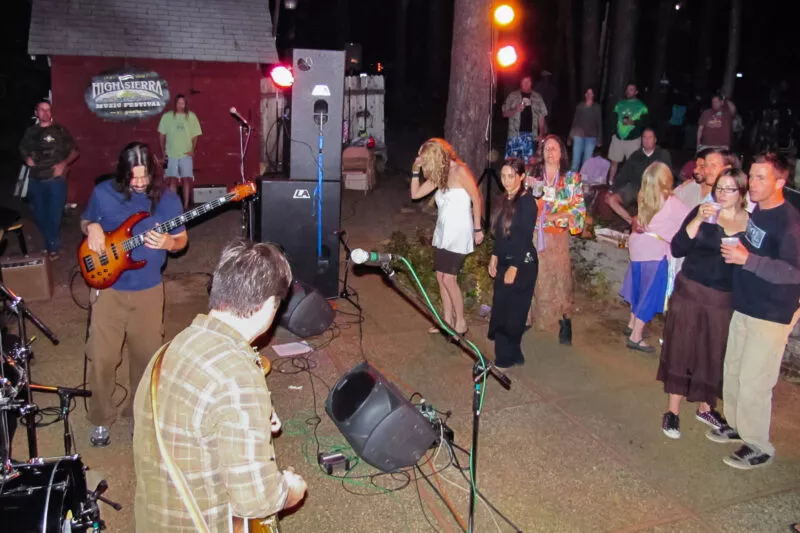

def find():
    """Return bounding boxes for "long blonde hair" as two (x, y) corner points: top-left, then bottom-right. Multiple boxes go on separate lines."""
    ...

(418, 138), (460, 191)
(637, 162), (674, 227)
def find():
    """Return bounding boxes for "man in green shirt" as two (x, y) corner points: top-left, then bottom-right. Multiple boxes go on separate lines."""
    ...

(158, 94), (202, 210)
(608, 83), (649, 183)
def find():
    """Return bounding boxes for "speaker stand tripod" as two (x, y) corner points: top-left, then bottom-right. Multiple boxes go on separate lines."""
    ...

(336, 230), (361, 311)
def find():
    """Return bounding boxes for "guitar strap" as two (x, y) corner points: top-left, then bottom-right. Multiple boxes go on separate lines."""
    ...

(149, 342), (212, 533)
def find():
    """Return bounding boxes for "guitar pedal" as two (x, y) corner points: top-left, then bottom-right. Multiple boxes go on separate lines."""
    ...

(317, 452), (350, 475)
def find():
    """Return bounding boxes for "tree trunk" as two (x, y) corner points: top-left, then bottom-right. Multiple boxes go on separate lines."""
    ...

(693, 0), (715, 98)
(722, 0), (742, 99)
(444, 0), (491, 177)
(649, 0), (672, 119)
(580, 0), (601, 92)
(563, 0), (578, 107)
(394, 0), (410, 104)
(605, 0), (639, 138)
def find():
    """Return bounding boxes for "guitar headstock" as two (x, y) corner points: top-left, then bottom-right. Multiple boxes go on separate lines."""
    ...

(231, 182), (257, 201)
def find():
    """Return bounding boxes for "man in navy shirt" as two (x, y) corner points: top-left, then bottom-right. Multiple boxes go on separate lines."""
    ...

(710, 152), (800, 469)
(81, 142), (188, 447)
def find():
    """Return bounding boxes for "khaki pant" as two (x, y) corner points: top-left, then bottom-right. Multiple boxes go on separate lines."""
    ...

(723, 310), (798, 456)
(86, 284), (165, 427)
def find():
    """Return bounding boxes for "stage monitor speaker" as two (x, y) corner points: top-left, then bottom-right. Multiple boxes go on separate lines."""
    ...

(1, 253), (52, 302)
(279, 280), (335, 338)
(256, 178), (341, 299)
(290, 49), (345, 181)
(326, 362), (438, 473)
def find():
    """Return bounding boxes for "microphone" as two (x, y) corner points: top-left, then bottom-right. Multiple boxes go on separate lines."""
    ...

(229, 107), (250, 128)
(351, 248), (394, 266)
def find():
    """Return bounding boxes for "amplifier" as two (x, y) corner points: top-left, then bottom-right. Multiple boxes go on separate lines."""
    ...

(1, 253), (52, 301)
(193, 185), (228, 204)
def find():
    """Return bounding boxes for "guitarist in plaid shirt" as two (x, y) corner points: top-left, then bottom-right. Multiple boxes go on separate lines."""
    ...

(133, 240), (307, 532)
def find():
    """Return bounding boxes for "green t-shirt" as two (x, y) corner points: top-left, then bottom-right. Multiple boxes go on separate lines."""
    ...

(158, 111), (202, 159)
(613, 98), (648, 140)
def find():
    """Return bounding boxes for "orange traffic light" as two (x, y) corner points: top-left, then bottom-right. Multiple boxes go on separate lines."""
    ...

(493, 5), (515, 26)
(496, 45), (518, 68)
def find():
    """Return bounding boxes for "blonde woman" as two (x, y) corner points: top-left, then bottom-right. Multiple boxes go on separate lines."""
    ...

(410, 139), (484, 335)
(620, 162), (690, 352)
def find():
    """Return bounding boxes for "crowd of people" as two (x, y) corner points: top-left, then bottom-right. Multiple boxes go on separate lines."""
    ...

(408, 74), (800, 474)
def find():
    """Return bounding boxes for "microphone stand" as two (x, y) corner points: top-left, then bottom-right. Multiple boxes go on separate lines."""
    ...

(28, 383), (91, 456)
(236, 118), (254, 239)
(336, 231), (361, 311)
(365, 256), (512, 533)
(0, 282), (59, 459)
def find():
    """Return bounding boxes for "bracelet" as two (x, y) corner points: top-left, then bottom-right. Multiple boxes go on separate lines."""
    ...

(473, 228), (483, 233)
(411, 172), (420, 178)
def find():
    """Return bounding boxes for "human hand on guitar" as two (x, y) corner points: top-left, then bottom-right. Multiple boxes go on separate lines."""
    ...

(270, 410), (281, 435)
(144, 226), (175, 250)
(282, 467), (307, 510)
(86, 223), (106, 254)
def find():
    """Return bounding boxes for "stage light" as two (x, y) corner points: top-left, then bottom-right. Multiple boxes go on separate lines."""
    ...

(269, 65), (294, 88)
(496, 45), (518, 68)
(736, 72), (743, 78)
(493, 4), (515, 26)
(674, 2), (681, 10)
(284, 0), (298, 9)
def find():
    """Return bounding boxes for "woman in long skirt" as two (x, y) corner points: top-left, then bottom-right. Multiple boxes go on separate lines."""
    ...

(488, 158), (538, 368)
(528, 135), (586, 343)
(657, 169), (749, 438)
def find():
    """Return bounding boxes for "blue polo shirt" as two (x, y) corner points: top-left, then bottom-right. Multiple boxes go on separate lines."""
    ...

(82, 180), (184, 291)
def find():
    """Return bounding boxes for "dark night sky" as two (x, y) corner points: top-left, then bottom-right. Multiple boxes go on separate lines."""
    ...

(1, 0), (798, 148)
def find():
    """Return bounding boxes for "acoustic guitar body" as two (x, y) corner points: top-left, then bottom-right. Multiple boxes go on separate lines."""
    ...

(78, 211), (149, 290)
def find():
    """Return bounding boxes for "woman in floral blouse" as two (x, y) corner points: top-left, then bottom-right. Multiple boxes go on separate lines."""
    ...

(528, 134), (586, 342)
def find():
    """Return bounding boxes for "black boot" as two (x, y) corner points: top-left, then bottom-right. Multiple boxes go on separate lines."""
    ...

(558, 314), (572, 345)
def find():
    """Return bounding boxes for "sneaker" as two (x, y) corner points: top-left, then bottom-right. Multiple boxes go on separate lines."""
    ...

(662, 412), (680, 439)
(89, 425), (110, 447)
(705, 425), (742, 444)
(722, 444), (773, 470)
(695, 408), (726, 430)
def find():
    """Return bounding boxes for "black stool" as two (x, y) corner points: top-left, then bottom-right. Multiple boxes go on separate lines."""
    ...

(0, 207), (28, 256)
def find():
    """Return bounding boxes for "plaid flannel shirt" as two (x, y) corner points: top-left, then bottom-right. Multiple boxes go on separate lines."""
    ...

(133, 314), (287, 532)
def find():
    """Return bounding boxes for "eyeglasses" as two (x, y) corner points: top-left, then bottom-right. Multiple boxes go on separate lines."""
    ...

(716, 187), (740, 193)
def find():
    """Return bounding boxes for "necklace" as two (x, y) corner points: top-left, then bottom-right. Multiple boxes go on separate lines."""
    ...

(543, 165), (559, 187)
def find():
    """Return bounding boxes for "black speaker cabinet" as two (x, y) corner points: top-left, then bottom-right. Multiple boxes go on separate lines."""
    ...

(290, 49), (345, 181)
(256, 178), (341, 298)
(279, 280), (335, 338)
(326, 362), (438, 473)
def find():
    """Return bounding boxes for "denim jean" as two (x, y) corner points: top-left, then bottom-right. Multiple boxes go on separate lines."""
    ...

(571, 136), (597, 171)
(26, 177), (67, 253)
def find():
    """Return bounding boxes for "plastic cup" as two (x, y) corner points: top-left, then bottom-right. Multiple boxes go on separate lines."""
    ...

(705, 202), (722, 223)
(722, 236), (740, 247)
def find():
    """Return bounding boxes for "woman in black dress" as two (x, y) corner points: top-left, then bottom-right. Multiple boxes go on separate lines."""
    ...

(657, 168), (749, 438)
(488, 158), (539, 368)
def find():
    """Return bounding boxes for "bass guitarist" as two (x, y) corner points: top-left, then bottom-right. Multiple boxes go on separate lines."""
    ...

(81, 141), (187, 447)
(133, 239), (307, 532)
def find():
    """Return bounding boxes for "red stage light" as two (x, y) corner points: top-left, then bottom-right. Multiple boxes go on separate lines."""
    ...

(269, 65), (294, 88)
(496, 46), (518, 68)
(493, 5), (515, 26)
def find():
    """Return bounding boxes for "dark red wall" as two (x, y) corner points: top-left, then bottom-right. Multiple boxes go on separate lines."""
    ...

(51, 56), (262, 204)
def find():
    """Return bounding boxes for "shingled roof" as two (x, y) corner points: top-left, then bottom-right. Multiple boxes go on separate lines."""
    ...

(28, 0), (278, 64)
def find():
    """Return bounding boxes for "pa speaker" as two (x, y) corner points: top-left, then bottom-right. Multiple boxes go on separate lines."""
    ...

(256, 178), (341, 298)
(326, 362), (437, 472)
(279, 280), (335, 338)
(290, 49), (345, 181)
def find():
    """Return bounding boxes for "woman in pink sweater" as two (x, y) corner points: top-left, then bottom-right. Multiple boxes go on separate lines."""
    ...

(620, 162), (690, 352)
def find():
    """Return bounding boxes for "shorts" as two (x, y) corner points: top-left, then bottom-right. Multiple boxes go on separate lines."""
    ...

(608, 135), (642, 163)
(433, 247), (467, 275)
(614, 182), (639, 207)
(165, 155), (194, 179)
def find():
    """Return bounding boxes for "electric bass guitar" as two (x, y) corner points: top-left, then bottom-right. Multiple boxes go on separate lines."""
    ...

(78, 182), (256, 289)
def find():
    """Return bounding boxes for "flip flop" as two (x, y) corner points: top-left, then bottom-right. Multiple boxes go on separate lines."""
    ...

(626, 338), (656, 353)
(427, 326), (441, 334)
(789, 523), (799, 533)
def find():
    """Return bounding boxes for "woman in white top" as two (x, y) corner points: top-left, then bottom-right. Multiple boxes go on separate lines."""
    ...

(410, 138), (484, 335)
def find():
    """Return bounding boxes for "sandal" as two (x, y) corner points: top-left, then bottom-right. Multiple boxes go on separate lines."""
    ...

(623, 326), (633, 336)
(427, 326), (441, 334)
(626, 338), (656, 353)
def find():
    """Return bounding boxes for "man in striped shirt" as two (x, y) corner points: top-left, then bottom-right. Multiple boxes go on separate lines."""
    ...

(133, 240), (307, 532)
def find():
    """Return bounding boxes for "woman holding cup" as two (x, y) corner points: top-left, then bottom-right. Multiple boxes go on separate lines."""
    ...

(656, 168), (749, 438)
